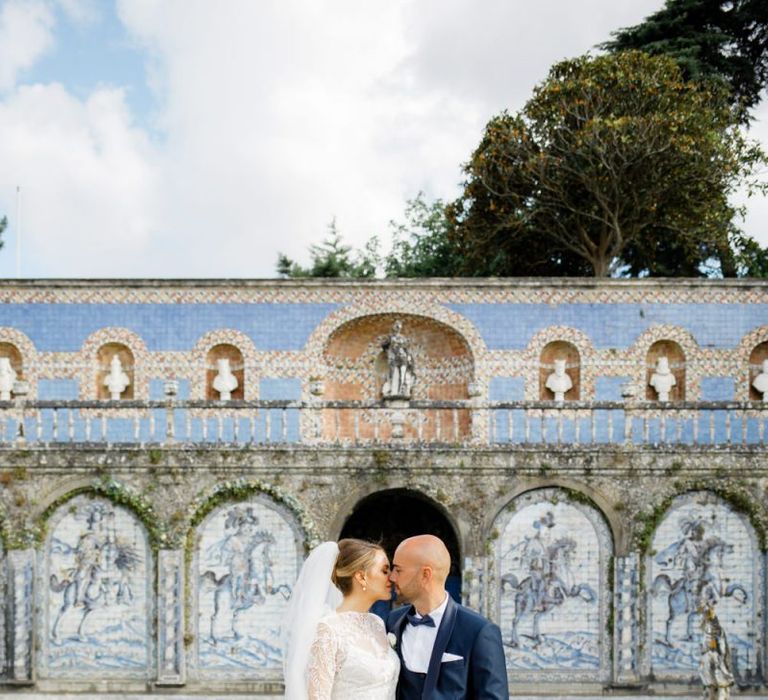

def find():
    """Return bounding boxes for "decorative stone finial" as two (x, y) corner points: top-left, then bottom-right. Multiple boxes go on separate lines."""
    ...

(545, 358), (572, 402)
(0, 357), (17, 401)
(650, 356), (676, 402)
(213, 358), (238, 401)
(752, 358), (768, 401)
(104, 355), (130, 400)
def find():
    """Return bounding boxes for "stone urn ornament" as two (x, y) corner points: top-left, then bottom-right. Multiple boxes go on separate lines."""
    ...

(545, 358), (572, 402)
(752, 359), (768, 401)
(104, 355), (130, 400)
(0, 357), (17, 401)
(213, 358), (238, 401)
(649, 356), (676, 401)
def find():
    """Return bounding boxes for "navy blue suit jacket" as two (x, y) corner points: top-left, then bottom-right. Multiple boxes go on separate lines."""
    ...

(386, 596), (509, 700)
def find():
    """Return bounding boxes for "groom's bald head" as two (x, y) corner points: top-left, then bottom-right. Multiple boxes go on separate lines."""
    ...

(396, 535), (451, 583)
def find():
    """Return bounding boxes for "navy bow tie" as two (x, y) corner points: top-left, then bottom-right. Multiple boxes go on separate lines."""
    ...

(407, 612), (436, 628)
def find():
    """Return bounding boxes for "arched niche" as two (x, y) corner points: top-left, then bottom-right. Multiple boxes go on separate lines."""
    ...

(748, 341), (768, 401)
(646, 339), (686, 401)
(205, 344), (245, 400)
(193, 494), (303, 680)
(491, 488), (612, 682)
(0, 342), (23, 384)
(40, 495), (151, 680)
(647, 492), (761, 683)
(96, 343), (134, 400)
(539, 341), (580, 400)
(339, 488), (462, 614)
(321, 314), (474, 441)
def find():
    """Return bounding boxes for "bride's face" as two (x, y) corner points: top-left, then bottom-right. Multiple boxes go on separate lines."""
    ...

(361, 549), (393, 601)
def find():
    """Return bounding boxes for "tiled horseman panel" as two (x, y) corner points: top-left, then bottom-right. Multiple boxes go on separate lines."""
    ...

(191, 495), (303, 680)
(39, 496), (152, 679)
(646, 492), (763, 683)
(492, 488), (612, 683)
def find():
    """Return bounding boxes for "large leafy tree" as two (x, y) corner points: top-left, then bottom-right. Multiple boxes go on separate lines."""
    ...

(603, 0), (768, 114)
(450, 51), (766, 277)
(382, 194), (463, 277)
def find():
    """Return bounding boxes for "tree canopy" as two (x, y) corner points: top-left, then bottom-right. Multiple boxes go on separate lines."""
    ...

(277, 220), (377, 278)
(603, 0), (768, 115)
(449, 51), (766, 277)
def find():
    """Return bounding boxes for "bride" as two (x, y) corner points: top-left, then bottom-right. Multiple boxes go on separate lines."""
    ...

(283, 539), (400, 699)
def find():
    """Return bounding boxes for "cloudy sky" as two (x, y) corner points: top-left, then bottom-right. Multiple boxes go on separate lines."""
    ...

(0, 0), (766, 279)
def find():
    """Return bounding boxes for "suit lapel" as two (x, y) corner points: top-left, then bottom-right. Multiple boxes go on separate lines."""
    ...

(392, 605), (410, 665)
(422, 596), (457, 699)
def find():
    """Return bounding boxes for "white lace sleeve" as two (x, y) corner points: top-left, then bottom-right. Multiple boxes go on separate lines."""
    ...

(307, 621), (341, 700)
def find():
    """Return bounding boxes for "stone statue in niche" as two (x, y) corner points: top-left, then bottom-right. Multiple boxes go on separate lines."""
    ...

(700, 603), (734, 700)
(381, 320), (415, 400)
(752, 359), (768, 401)
(545, 358), (572, 401)
(213, 358), (239, 401)
(649, 355), (676, 401)
(0, 357), (17, 400)
(104, 355), (130, 400)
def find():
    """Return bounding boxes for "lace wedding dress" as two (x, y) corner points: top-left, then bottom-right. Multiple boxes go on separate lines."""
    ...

(307, 611), (400, 700)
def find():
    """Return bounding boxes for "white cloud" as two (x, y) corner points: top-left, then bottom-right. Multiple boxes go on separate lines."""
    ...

(0, 83), (159, 275)
(0, 0), (55, 92)
(0, 0), (765, 277)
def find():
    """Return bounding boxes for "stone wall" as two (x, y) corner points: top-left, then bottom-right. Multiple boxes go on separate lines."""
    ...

(0, 278), (764, 696)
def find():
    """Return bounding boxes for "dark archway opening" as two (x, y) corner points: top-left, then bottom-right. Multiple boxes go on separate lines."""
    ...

(339, 489), (462, 615)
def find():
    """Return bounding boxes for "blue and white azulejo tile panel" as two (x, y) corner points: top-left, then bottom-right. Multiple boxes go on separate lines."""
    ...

(40, 496), (152, 679)
(193, 495), (303, 679)
(494, 488), (612, 682)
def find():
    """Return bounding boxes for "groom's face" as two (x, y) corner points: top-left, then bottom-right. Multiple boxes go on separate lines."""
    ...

(390, 546), (423, 603)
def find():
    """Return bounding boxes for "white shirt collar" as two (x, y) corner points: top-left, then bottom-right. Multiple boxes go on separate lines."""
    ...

(414, 592), (449, 626)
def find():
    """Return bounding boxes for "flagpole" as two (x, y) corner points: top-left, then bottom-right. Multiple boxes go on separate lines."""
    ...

(15, 185), (21, 278)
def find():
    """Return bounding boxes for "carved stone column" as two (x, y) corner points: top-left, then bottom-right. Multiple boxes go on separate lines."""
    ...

(6, 549), (35, 684)
(156, 549), (185, 685)
(613, 553), (640, 685)
(462, 555), (485, 614)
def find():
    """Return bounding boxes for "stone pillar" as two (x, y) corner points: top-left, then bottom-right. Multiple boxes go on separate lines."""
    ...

(6, 549), (35, 684)
(156, 549), (185, 685)
(613, 553), (640, 685)
(462, 555), (485, 614)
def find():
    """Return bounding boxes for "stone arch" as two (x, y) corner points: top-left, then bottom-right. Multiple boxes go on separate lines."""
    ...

(191, 330), (258, 400)
(539, 341), (580, 401)
(488, 480), (626, 555)
(630, 325), (699, 400)
(38, 493), (153, 680)
(525, 327), (595, 401)
(35, 482), (163, 548)
(189, 485), (305, 681)
(646, 490), (762, 683)
(490, 486), (613, 683)
(304, 301), (489, 395)
(337, 488), (463, 606)
(735, 326), (768, 400)
(645, 339), (686, 401)
(80, 328), (149, 400)
(313, 313), (476, 441)
(0, 328), (38, 398)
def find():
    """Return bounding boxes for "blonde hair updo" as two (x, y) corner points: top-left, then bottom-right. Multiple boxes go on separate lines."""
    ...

(331, 538), (385, 595)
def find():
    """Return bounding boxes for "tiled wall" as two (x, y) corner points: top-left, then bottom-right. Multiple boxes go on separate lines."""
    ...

(0, 282), (765, 405)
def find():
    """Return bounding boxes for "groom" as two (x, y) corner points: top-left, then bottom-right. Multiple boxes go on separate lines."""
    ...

(387, 535), (508, 699)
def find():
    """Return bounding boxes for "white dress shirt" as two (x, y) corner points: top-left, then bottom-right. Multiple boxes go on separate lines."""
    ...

(401, 593), (449, 673)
